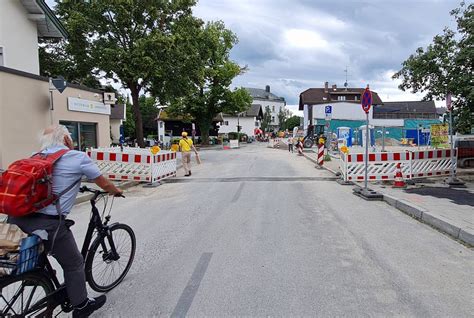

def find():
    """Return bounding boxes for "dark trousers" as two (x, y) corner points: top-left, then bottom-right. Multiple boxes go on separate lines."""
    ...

(288, 144), (293, 152)
(9, 215), (87, 306)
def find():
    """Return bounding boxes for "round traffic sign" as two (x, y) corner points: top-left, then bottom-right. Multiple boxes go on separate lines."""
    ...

(361, 87), (372, 113)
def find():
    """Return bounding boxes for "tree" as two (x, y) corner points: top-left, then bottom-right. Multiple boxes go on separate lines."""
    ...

(277, 108), (287, 131)
(261, 106), (272, 133)
(124, 96), (159, 140)
(393, 2), (473, 134)
(50, 0), (198, 147)
(166, 21), (252, 144)
(284, 115), (302, 130)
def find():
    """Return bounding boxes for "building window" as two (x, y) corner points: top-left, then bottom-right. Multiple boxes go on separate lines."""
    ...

(0, 47), (3, 66)
(224, 121), (229, 126)
(354, 95), (358, 101)
(255, 121), (259, 127)
(60, 121), (97, 151)
(272, 106), (275, 112)
(337, 95), (346, 101)
(271, 116), (275, 122)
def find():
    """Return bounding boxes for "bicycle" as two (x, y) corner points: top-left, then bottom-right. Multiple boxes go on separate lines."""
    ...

(0, 186), (136, 317)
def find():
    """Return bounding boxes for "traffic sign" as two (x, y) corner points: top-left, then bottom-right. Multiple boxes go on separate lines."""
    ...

(361, 86), (372, 113)
(446, 93), (452, 111)
(325, 105), (332, 120)
(51, 76), (67, 93)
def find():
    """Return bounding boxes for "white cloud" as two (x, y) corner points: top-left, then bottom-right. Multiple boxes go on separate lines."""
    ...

(283, 29), (329, 49)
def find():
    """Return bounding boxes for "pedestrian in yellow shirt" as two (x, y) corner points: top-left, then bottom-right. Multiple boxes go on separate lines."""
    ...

(179, 132), (197, 176)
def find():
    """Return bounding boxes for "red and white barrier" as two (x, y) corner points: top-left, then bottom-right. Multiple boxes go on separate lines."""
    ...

(340, 149), (456, 182)
(410, 149), (455, 178)
(87, 148), (177, 183)
(317, 144), (324, 166)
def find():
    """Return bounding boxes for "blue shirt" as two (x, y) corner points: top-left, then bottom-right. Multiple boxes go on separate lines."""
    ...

(38, 145), (101, 216)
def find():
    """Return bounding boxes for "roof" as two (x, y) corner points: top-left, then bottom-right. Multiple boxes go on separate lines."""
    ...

(299, 87), (383, 110)
(244, 104), (263, 117)
(373, 101), (437, 114)
(436, 107), (447, 115)
(110, 104), (125, 120)
(244, 87), (286, 102)
(20, 0), (68, 39)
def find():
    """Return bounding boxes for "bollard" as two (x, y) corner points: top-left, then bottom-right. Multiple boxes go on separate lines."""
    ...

(317, 143), (324, 167)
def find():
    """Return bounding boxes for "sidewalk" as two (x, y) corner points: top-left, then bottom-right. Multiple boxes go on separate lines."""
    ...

(300, 148), (474, 247)
(365, 181), (474, 246)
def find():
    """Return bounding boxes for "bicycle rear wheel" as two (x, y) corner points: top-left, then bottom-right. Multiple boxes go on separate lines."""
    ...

(85, 223), (136, 292)
(0, 272), (55, 317)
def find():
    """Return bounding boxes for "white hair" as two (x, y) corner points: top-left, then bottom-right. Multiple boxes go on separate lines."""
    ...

(39, 125), (71, 150)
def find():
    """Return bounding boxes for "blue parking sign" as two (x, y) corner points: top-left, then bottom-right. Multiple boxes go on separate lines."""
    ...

(325, 105), (332, 114)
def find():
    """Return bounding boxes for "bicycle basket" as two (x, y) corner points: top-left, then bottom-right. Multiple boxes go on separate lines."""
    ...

(0, 236), (43, 276)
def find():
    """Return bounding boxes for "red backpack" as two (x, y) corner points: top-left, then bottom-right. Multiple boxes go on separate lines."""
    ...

(0, 150), (70, 217)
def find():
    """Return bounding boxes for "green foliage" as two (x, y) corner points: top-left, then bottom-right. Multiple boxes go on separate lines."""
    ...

(124, 96), (159, 139)
(47, 0), (198, 147)
(284, 115), (302, 130)
(166, 21), (252, 144)
(261, 106), (272, 132)
(393, 2), (473, 134)
(277, 108), (287, 130)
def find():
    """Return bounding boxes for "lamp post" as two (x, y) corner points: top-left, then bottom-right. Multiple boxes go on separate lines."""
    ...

(446, 93), (464, 186)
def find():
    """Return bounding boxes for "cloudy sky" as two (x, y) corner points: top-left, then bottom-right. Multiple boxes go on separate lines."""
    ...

(193, 0), (461, 114)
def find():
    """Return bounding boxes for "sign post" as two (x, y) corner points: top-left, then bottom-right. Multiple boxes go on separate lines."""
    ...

(325, 105), (332, 150)
(361, 86), (371, 191)
(353, 85), (383, 200)
(445, 93), (464, 186)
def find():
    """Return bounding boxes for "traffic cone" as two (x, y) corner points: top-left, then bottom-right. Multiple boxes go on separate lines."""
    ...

(393, 163), (406, 188)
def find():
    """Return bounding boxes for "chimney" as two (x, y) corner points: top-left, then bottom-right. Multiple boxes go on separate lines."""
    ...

(332, 84), (337, 91)
(324, 82), (329, 93)
(265, 85), (270, 93)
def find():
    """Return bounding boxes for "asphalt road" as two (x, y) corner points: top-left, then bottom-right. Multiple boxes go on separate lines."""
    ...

(67, 143), (474, 317)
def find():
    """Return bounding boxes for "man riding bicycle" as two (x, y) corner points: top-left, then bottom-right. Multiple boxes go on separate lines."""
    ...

(8, 125), (123, 317)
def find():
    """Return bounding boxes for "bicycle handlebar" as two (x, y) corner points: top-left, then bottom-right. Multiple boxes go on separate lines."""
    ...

(79, 185), (125, 198)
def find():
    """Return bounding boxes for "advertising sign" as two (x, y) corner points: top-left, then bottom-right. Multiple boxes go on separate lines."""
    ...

(430, 124), (449, 147)
(68, 97), (111, 115)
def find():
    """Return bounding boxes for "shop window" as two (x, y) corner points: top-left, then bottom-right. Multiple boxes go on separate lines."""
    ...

(60, 121), (97, 151)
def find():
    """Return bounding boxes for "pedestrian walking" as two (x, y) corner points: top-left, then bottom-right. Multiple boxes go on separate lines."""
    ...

(179, 131), (197, 177)
(288, 137), (294, 152)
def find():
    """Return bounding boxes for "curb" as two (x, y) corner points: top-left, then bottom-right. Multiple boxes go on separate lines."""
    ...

(301, 152), (339, 176)
(382, 193), (473, 246)
(299, 151), (473, 246)
(73, 180), (139, 206)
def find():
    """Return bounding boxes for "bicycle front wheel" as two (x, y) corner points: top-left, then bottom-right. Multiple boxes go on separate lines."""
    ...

(85, 223), (136, 292)
(0, 271), (55, 317)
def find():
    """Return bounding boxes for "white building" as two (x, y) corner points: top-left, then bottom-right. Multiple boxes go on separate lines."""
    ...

(0, 0), (113, 168)
(299, 82), (383, 134)
(244, 86), (286, 131)
(219, 104), (263, 137)
(0, 0), (67, 74)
